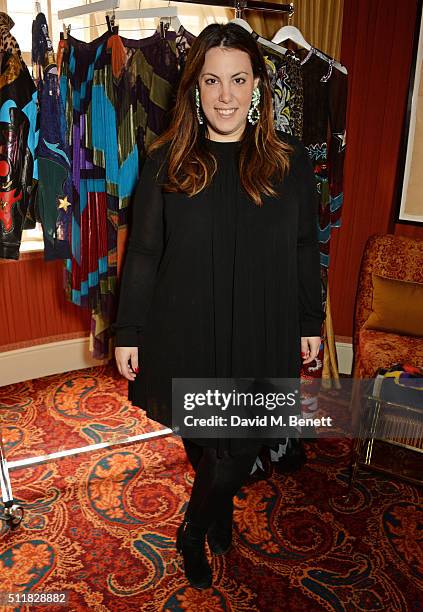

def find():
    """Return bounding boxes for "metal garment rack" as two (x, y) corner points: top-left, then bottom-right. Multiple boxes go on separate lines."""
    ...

(1, 0), (293, 529)
(0, 420), (173, 527)
(158, 0), (294, 18)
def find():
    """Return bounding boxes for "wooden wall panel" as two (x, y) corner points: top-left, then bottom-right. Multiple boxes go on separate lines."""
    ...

(394, 223), (423, 239)
(0, 253), (91, 351)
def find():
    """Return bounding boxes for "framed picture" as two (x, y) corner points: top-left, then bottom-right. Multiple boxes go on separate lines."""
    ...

(395, 0), (423, 224)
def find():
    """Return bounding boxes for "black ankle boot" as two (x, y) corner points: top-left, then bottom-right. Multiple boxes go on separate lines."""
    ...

(207, 503), (233, 555)
(176, 519), (212, 589)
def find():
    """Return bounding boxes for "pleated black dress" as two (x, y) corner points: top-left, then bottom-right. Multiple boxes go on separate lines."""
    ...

(113, 130), (325, 456)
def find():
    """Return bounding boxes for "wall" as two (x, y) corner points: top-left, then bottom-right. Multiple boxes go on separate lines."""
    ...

(329, 0), (422, 339)
(248, 0), (344, 61)
(0, 252), (91, 352)
(394, 223), (423, 238)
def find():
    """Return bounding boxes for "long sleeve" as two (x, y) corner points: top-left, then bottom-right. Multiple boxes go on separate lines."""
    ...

(113, 151), (165, 346)
(295, 144), (326, 337)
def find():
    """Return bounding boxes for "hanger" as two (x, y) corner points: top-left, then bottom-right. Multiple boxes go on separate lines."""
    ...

(60, 23), (71, 40)
(161, 15), (184, 35)
(272, 25), (310, 49)
(106, 13), (119, 34)
(272, 25), (347, 75)
(157, 14), (184, 37)
(230, 18), (288, 56)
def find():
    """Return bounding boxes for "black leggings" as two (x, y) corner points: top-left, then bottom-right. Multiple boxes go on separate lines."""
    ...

(182, 438), (261, 531)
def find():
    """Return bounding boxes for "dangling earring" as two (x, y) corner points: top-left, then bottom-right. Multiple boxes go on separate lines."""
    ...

(248, 87), (261, 125)
(195, 85), (203, 125)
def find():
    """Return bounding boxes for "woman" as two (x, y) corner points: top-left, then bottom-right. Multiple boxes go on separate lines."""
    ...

(114, 23), (324, 589)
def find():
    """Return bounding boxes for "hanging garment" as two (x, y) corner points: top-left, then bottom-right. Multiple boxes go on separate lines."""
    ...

(262, 42), (347, 360)
(262, 43), (347, 268)
(59, 31), (118, 358)
(296, 48), (348, 268)
(60, 29), (195, 358)
(0, 13), (20, 55)
(114, 31), (193, 266)
(292, 49), (347, 389)
(32, 12), (55, 72)
(32, 12), (72, 260)
(257, 38), (347, 464)
(110, 31), (186, 207)
(110, 29), (195, 359)
(0, 15), (38, 260)
(175, 26), (196, 73)
(259, 44), (303, 139)
(36, 70), (72, 260)
(113, 131), (325, 456)
(291, 48), (347, 389)
(111, 30), (194, 359)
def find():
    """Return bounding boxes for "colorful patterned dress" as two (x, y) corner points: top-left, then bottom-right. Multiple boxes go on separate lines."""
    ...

(259, 43), (304, 139)
(298, 48), (348, 269)
(59, 29), (194, 358)
(59, 32), (118, 358)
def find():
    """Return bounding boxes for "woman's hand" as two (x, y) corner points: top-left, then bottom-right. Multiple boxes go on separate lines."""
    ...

(115, 347), (139, 381)
(300, 337), (321, 364)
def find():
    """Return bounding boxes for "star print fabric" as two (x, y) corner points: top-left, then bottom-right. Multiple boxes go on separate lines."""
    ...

(35, 68), (72, 260)
(33, 12), (72, 261)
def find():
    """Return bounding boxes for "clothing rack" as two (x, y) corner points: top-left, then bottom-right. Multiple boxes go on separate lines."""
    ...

(58, 0), (292, 22)
(158, 0), (294, 18)
(112, 7), (184, 36)
(60, 7), (183, 39)
(58, 0), (293, 38)
(58, 0), (120, 21)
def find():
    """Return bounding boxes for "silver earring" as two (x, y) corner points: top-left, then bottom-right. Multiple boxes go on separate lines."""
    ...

(195, 85), (203, 125)
(248, 87), (261, 125)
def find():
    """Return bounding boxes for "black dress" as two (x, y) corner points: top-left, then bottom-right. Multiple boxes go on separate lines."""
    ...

(113, 130), (325, 456)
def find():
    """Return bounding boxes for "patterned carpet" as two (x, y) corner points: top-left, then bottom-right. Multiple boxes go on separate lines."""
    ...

(0, 364), (421, 611)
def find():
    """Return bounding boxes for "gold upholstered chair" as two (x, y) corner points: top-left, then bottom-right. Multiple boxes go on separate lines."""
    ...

(348, 233), (423, 487)
(352, 233), (423, 378)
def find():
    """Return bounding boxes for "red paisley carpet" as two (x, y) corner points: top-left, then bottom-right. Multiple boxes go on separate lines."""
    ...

(0, 364), (421, 611)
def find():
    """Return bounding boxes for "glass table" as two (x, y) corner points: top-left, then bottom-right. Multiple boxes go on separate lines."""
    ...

(350, 393), (423, 488)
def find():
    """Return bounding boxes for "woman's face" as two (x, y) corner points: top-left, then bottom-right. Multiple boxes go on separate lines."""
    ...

(198, 46), (260, 142)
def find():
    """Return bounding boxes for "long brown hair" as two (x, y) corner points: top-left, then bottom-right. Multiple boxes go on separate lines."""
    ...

(149, 23), (292, 206)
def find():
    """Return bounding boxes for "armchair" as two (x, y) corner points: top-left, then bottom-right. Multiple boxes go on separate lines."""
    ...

(353, 233), (423, 378)
(349, 233), (423, 486)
